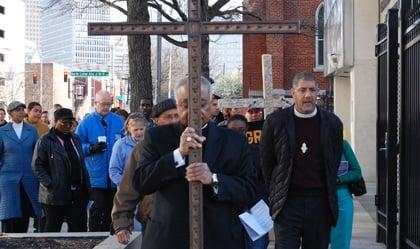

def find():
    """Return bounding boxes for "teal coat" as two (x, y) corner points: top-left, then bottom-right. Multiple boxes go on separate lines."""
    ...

(0, 123), (41, 220)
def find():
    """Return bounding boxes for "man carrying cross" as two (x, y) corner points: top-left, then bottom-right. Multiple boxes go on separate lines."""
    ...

(133, 77), (257, 249)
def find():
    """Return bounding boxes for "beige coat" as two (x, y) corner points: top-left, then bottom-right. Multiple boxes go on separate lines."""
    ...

(111, 142), (152, 233)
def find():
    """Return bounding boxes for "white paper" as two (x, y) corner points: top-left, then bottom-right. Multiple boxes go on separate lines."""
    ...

(239, 199), (273, 241)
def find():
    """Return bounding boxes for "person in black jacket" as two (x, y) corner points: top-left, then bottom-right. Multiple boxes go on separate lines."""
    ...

(261, 72), (343, 249)
(134, 77), (257, 249)
(32, 108), (90, 232)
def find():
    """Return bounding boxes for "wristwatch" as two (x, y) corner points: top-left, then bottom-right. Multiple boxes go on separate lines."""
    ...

(211, 173), (219, 188)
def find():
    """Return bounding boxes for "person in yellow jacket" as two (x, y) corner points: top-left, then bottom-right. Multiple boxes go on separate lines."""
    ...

(25, 102), (49, 136)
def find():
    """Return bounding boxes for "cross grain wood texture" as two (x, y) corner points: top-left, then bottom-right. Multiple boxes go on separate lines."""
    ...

(88, 2), (300, 248)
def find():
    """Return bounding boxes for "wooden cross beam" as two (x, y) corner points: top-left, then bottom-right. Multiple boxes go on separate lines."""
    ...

(88, 2), (300, 248)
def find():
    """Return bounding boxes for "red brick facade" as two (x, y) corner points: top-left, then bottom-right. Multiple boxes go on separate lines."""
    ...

(243, 0), (327, 97)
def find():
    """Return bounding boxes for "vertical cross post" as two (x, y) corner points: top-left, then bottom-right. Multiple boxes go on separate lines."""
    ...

(187, 0), (204, 248)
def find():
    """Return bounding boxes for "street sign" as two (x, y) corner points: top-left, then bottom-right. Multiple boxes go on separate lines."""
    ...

(70, 71), (109, 77)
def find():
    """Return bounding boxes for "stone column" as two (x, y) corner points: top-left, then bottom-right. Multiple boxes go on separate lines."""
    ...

(262, 54), (274, 119)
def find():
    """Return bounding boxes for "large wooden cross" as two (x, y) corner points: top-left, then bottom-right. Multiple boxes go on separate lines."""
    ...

(88, 1), (300, 248)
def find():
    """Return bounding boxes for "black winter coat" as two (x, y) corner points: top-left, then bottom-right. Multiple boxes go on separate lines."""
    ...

(32, 130), (90, 205)
(261, 106), (343, 225)
(134, 122), (257, 249)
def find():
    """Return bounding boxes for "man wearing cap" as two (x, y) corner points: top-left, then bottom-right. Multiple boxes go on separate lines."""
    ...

(0, 101), (41, 232)
(112, 98), (179, 244)
(32, 108), (90, 232)
(76, 90), (124, 231)
(133, 77), (257, 249)
(25, 102), (49, 137)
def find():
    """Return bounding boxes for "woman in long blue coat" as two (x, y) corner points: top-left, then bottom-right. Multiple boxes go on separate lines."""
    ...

(0, 101), (41, 233)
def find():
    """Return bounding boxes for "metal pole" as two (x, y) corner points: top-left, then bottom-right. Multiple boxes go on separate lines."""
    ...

(39, 60), (43, 107)
(168, 47), (172, 98)
(155, 8), (162, 103)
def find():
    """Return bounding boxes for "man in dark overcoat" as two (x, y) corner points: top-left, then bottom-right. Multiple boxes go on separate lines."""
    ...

(134, 77), (257, 249)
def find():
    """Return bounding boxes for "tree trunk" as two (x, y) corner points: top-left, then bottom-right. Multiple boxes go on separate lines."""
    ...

(201, 35), (210, 79)
(127, 0), (152, 111)
(201, 0), (210, 79)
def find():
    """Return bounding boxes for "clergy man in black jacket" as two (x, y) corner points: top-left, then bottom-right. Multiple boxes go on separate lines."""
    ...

(134, 76), (257, 249)
(261, 72), (343, 249)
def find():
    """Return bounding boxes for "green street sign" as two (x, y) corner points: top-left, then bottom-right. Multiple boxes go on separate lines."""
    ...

(70, 71), (109, 77)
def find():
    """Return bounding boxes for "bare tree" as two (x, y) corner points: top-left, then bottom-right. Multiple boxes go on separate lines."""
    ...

(1, 66), (25, 104)
(44, 0), (260, 110)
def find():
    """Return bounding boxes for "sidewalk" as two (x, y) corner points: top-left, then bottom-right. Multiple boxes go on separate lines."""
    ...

(351, 199), (385, 249)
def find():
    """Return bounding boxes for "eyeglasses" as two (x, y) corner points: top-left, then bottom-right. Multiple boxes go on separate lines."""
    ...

(97, 101), (112, 106)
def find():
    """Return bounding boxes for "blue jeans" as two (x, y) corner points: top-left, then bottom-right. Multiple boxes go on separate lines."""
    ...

(330, 186), (354, 249)
(245, 233), (269, 249)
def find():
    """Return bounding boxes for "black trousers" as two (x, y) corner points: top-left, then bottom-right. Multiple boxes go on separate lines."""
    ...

(41, 199), (88, 232)
(1, 183), (35, 233)
(274, 196), (332, 249)
(89, 188), (116, 232)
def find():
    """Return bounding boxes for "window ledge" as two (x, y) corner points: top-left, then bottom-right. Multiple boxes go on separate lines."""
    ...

(313, 66), (325, 72)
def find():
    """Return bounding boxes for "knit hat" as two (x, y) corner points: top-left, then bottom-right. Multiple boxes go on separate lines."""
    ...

(151, 99), (177, 118)
(7, 101), (26, 112)
(54, 108), (74, 121)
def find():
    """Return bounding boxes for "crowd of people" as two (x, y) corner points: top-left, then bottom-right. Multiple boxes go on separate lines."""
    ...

(0, 72), (364, 249)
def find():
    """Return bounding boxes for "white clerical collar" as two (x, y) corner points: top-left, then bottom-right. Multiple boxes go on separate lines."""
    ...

(294, 106), (317, 118)
(12, 121), (23, 126)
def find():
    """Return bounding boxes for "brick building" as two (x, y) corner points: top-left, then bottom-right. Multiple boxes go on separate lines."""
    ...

(243, 0), (327, 97)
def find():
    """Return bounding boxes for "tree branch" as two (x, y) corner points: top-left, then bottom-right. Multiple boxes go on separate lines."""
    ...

(170, 0), (188, 21)
(162, 35), (187, 48)
(97, 0), (128, 15)
(149, 0), (188, 22)
(208, 0), (229, 16)
(212, 6), (262, 20)
(148, 2), (180, 22)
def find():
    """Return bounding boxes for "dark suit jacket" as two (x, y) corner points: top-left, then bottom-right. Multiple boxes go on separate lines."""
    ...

(134, 122), (257, 249)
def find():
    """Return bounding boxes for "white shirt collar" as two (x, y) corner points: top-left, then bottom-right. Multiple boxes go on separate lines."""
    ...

(294, 106), (317, 118)
(12, 121), (24, 139)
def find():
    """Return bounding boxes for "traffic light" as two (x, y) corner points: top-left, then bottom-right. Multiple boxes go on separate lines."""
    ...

(32, 73), (37, 84)
(64, 71), (68, 82)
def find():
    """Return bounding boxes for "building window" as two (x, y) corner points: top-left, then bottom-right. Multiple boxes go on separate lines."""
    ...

(0, 29), (4, 38)
(315, 3), (324, 68)
(0, 53), (4, 62)
(0, 5), (4, 14)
